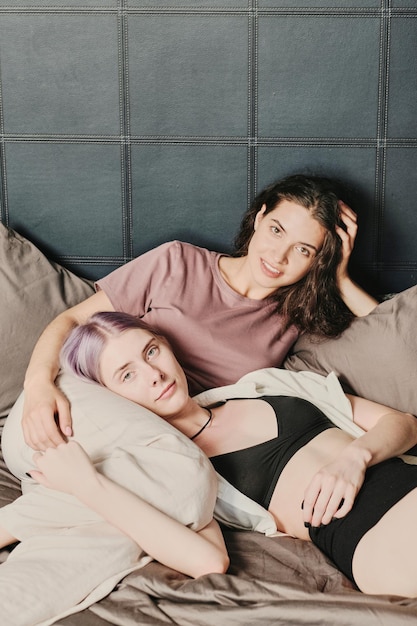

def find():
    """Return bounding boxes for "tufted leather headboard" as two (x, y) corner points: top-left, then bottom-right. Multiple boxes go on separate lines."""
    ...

(0, 2), (416, 294)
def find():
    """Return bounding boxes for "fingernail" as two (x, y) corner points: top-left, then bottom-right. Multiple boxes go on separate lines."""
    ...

(65, 427), (72, 436)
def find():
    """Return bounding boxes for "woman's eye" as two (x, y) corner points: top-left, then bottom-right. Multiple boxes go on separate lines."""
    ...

(147, 345), (159, 359)
(122, 371), (133, 382)
(271, 226), (281, 236)
(296, 246), (310, 257)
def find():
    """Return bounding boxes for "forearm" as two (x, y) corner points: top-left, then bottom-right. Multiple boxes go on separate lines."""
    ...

(343, 411), (417, 467)
(24, 290), (112, 389)
(303, 410), (417, 527)
(75, 472), (228, 578)
(338, 277), (378, 317)
(22, 291), (114, 448)
(24, 313), (77, 388)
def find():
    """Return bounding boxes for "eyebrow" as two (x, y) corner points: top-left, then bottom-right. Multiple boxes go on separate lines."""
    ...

(272, 218), (320, 253)
(112, 336), (155, 380)
(112, 361), (133, 380)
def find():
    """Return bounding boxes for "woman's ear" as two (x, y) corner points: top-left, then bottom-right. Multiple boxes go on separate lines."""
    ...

(254, 204), (267, 231)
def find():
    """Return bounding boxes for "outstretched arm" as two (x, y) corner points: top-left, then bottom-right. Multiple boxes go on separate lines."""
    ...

(302, 395), (417, 528)
(22, 290), (113, 451)
(30, 441), (229, 578)
(336, 201), (378, 316)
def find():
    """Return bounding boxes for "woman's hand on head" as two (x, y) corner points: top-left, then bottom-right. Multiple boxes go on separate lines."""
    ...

(334, 202), (378, 315)
(22, 380), (73, 451)
(29, 440), (97, 496)
(302, 450), (367, 528)
(335, 200), (358, 284)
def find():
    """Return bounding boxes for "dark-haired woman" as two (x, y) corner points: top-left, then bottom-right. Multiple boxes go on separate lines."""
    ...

(22, 174), (377, 450)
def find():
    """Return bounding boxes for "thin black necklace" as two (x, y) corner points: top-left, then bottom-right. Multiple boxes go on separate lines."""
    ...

(190, 407), (213, 440)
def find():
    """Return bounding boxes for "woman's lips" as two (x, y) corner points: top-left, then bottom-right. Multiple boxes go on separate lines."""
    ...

(156, 381), (176, 401)
(261, 258), (282, 278)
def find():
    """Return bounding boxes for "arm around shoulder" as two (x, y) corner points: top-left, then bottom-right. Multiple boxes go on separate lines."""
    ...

(22, 290), (114, 450)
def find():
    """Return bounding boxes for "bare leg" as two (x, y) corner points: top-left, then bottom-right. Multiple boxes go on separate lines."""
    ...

(352, 487), (417, 597)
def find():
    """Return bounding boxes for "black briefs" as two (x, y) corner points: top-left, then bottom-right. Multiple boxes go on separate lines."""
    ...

(210, 395), (334, 509)
(309, 456), (417, 584)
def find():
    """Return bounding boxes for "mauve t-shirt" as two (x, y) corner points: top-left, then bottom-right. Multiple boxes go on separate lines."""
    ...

(97, 241), (299, 395)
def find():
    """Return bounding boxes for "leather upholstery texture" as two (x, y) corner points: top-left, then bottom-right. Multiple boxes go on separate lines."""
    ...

(0, 1), (415, 293)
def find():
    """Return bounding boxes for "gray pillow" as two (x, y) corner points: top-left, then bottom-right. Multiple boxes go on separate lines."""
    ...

(284, 285), (417, 416)
(0, 223), (95, 417)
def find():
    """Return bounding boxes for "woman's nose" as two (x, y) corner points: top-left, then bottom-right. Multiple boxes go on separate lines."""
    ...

(273, 245), (288, 264)
(146, 364), (164, 385)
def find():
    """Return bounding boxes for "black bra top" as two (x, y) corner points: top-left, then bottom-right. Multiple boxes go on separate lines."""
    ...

(210, 395), (335, 510)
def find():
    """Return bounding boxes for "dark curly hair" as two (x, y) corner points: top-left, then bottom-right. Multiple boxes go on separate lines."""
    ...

(233, 174), (355, 337)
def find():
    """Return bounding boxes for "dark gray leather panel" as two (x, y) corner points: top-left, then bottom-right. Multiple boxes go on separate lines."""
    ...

(0, 2), (415, 295)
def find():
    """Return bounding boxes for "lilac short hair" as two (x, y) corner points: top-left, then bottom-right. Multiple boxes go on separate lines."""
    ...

(60, 311), (158, 385)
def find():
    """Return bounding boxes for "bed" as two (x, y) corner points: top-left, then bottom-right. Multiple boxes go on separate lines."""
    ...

(1, 223), (417, 625)
(1, 3), (416, 624)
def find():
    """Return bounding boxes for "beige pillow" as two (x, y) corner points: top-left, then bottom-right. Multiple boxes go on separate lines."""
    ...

(284, 286), (417, 415)
(0, 223), (95, 417)
(3, 372), (217, 531)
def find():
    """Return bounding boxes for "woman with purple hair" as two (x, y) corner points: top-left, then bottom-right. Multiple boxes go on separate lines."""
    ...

(0, 315), (230, 579)
(0, 311), (230, 624)
(24, 311), (417, 598)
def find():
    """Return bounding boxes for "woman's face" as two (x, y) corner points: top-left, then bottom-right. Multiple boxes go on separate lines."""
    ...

(246, 199), (326, 297)
(99, 329), (190, 419)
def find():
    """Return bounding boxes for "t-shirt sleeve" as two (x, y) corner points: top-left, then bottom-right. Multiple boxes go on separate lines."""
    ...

(96, 241), (179, 317)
